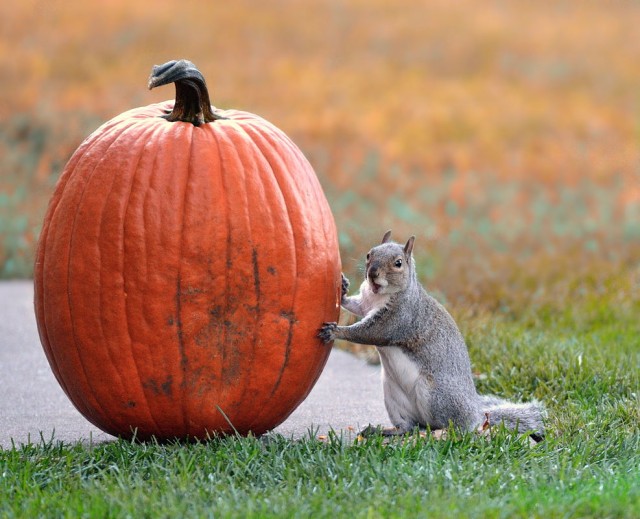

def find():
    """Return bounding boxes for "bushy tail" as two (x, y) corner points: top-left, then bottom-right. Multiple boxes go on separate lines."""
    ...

(478, 395), (546, 440)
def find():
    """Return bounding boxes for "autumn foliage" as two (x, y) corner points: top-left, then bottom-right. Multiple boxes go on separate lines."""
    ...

(1, 0), (638, 313)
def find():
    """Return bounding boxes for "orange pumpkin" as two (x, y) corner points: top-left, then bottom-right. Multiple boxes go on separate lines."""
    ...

(33, 60), (341, 440)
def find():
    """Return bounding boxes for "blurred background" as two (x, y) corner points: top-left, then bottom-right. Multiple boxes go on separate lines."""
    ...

(1, 0), (638, 320)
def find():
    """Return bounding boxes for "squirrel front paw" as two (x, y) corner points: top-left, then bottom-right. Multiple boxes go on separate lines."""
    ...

(341, 273), (350, 298)
(318, 322), (338, 343)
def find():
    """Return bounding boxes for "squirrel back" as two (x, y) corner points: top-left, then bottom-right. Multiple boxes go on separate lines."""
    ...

(319, 231), (545, 439)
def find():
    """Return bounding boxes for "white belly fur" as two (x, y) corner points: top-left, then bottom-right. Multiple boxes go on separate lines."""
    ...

(377, 346), (424, 427)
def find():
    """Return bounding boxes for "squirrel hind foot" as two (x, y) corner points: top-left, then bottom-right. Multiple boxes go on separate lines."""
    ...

(529, 432), (545, 443)
(358, 424), (414, 437)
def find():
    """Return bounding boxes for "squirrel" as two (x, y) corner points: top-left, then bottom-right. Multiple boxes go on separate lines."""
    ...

(318, 231), (545, 441)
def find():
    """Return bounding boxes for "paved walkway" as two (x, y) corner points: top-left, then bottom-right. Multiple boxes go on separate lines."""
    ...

(0, 281), (387, 448)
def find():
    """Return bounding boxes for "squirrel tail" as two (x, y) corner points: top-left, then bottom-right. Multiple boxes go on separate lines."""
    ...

(478, 395), (546, 440)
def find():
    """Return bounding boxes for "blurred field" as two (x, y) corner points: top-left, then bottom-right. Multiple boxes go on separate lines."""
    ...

(1, 0), (639, 315)
(2, 5), (638, 513)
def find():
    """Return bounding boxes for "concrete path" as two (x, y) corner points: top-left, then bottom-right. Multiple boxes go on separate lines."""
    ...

(0, 281), (387, 448)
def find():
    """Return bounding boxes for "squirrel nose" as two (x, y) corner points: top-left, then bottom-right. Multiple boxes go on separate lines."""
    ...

(368, 263), (381, 280)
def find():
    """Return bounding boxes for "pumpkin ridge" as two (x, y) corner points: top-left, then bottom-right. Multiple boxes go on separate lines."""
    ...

(212, 123), (260, 428)
(228, 122), (260, 427)
(237, 124), (301, 431)
(35, 125), (125, 404)
(174, 122), (196, 436)
(122, 121), (177, 438)
(94, 128), (147, 404)
(51, 123), (145, 418)
(64, 126), (138, 432)
(205, 124), (232, 427)
(216, 122), (270, 431)
(280, 134), (339, 392)
(202, 130), (227, 433)
(246, 122), (341, 429)
(101, 123), (164, 434)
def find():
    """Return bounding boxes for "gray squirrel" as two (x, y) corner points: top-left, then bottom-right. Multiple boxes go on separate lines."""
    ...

(318, 231), (545, 441)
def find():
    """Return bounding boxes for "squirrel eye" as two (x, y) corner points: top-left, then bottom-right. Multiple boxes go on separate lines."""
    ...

(366, 253), (370, 261)
(394, 259), (403, 268)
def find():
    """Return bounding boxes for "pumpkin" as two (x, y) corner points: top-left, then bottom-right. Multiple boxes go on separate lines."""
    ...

(33, 60), (341, 440)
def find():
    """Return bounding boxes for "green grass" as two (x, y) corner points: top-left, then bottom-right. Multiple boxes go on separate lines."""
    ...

(1, 426), (638, 518)
(2, 275), (638, 518)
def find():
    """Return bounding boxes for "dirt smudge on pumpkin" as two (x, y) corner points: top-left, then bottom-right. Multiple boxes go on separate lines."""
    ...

(143, 375), (174, 397)
(180, 285), (204, 297)
(252, 248), (261, 312)
(193, 308), (226, 354)
(202, 306), (224, 345)
(181, 366), (217, 396)
(220, 319), (242, 384)
(174, 277), (188, 371)
(237, 248), (262, 317)
(269, 310), (297, 397)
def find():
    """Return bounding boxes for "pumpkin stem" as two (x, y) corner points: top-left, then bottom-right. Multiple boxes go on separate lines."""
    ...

(147, 59), (226, 126)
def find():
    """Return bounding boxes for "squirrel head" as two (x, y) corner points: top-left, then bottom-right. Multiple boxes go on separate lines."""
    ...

(364, 230), (416, 295)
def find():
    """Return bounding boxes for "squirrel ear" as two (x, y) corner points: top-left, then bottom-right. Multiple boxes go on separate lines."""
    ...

(381, 230), (392, 244)
(404, 236), (415, 257)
